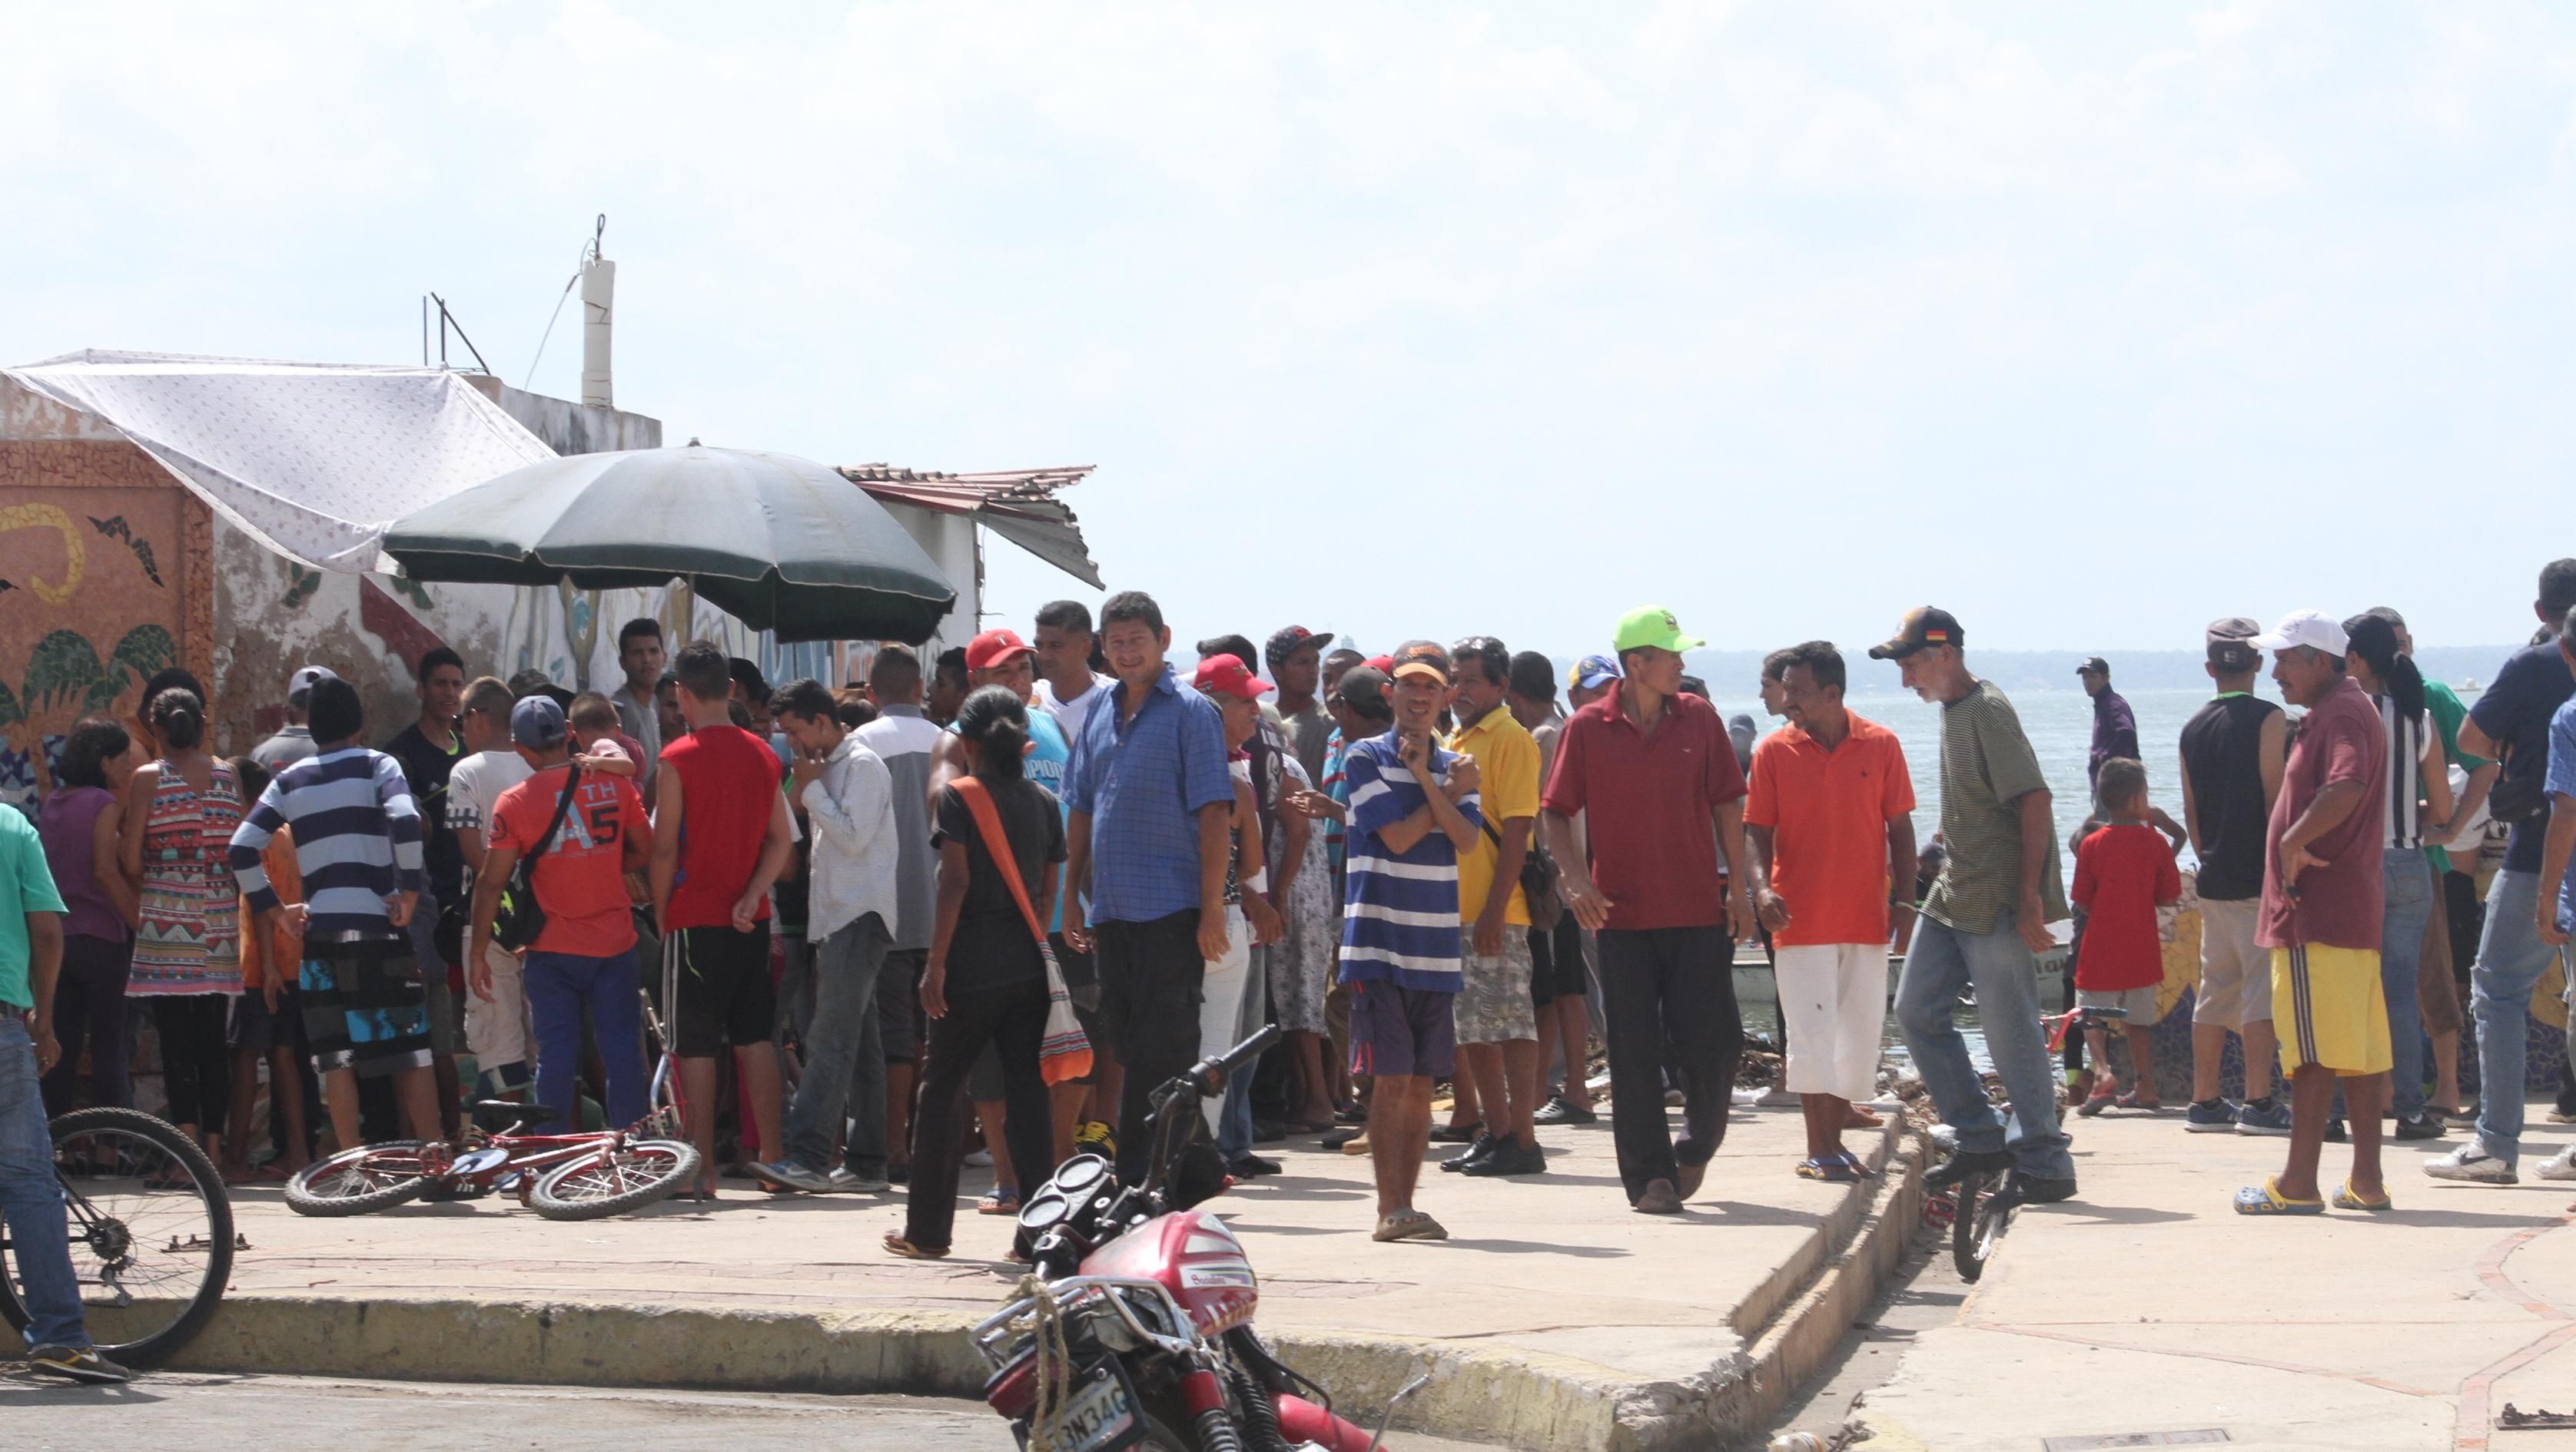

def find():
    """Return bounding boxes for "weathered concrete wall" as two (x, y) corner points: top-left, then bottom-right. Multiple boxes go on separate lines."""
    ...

(464, 376), (660, 456)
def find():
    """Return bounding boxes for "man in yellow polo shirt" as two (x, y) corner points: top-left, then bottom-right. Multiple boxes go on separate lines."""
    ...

(1442, 636), (1547, 1178)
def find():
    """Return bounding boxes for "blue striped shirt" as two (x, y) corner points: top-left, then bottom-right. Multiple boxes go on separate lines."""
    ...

(229, 748), (424, 934)
(1338, 731), (1480, 992)
(1062, 665), (1233, 924)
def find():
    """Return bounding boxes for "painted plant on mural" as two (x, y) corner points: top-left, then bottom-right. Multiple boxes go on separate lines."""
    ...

(0, 498), (181, 811)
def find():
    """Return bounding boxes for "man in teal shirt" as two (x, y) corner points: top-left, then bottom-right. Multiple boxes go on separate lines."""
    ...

(1, 803), (130, 1381)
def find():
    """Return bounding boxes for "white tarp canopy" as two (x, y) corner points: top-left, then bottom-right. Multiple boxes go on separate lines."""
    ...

(0, 350), (554, 572)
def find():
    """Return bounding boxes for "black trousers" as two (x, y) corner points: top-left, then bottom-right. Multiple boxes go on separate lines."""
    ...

(1598, 927), (1741, 1202)
(41, 934), (131, 1116)
(904, 977), (1057, 1251)
(1097, 910), (1207, 1183)
(151, 995), (232, 1133)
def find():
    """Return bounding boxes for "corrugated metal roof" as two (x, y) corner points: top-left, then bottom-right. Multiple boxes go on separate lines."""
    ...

(838, 462), (1101, 588)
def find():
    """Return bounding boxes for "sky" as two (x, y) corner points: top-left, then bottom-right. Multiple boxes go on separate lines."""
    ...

(6, 2), (2574, 662)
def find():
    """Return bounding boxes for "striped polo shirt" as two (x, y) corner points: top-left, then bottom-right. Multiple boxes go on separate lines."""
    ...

(229, 747), (424, 935)
(1337, 730), (1481, 992)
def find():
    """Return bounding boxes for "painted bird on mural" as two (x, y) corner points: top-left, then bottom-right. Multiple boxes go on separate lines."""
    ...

(85, 514), (164, 587)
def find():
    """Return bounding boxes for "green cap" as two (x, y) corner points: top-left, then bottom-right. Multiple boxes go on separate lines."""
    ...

(1611, 605), (1704, 656)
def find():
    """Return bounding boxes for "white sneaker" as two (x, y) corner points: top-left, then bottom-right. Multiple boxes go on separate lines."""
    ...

(963, 1149), (994, 1168)
(1756, 1087), (1799, 1108)
(2537, 1146), (2576, 1182)
(2424, 1141), (2518, 1185)
(1586, 1072), (1614, 1095)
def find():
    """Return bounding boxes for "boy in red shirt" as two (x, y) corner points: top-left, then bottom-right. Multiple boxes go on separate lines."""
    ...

(2072, 757), (2182, 1114)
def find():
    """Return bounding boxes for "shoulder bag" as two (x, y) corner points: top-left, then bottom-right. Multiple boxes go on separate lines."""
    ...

(951, 776), (1094, 1086)
(1483, 815), (1564, 933)
(493, 766), (583, 954)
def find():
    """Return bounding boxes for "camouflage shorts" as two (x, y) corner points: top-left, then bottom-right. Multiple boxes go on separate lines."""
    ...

(1453, 931), (1538, 1046)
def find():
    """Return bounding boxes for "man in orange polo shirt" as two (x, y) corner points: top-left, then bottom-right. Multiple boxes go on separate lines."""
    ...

(1743, 642), (1917, 1180)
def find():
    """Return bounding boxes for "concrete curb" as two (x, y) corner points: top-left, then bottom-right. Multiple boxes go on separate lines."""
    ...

(162, 1122), (1927, 1452)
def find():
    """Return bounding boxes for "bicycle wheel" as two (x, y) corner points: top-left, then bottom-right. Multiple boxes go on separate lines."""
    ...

(1948, 1167), (1987, 1284)
(285, 1140), (434, 1217)
(1969, 1175), (2015, 1274)
(529, 1139), (699, 1221)
(0, 1108), (234, 1365)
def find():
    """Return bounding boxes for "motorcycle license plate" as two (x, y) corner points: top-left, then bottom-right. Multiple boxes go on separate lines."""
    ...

(1029, 1361), (1141, 1452)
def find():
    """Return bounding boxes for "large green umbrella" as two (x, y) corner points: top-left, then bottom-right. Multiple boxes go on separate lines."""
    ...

(383, 441), (958, 643)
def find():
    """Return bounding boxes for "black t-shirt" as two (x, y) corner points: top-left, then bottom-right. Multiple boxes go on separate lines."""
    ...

(383, 720), (466, 904)
(931, 776), (1066, 992)
(2469, 641), (2576, 874)
(2179, 693), (2282, 901)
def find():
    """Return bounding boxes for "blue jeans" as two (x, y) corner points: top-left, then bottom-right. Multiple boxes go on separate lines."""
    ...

(782, 913), (893, 1177)
(1217, 944), (1268, 1161)
(523, 949), (648, 1130)
(2, 1015), (88, 1350)
(2380, 850), (2435, 1121)
(1896, 910), (2074, 1182)
(2471, 870), (2568, 1166)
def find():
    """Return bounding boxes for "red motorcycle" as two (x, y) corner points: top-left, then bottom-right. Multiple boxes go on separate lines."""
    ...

(972, 1026), (1426, 1452)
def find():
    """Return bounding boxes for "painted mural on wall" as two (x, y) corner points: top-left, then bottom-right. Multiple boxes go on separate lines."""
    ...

(0, 489), (188, 814)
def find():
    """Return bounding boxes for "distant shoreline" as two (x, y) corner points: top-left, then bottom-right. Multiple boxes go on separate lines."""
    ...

(1655, 644), (2522, 696)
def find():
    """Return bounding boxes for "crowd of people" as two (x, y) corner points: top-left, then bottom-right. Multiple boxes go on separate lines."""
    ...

(8, 559), (2576, 1375)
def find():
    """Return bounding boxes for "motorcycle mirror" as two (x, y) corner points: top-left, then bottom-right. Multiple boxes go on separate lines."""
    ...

(1364, 1373), (1432, 1452)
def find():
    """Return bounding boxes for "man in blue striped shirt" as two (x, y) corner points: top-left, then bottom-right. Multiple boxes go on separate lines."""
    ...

(230, 676), (443, 1153)
(1340, 641), (1482, 1243)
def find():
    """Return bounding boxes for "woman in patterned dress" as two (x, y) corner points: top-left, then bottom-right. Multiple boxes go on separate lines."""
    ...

(118, 686), (243, 1158)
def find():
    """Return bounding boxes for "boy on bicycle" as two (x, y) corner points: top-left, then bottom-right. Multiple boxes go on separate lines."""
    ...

(2071, 758), (2183, 1115)
(0, 798), (132, 1381)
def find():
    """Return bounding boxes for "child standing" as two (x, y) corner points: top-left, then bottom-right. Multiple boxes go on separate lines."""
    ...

(2072, 757), (2182, 1114)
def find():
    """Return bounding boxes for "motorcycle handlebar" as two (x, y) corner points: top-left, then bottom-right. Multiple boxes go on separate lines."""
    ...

(1214, 1024), (1280, 1079)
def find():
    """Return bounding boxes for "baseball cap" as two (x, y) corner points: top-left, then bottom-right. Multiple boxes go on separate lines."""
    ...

(1867, 606), (1964, 661)
(1190, 653), (1273, 701)
(2076, 656), (2109, 676)
(1331, 665), (1392, 718)
(1569, 655), (1622, 691)
(1389, 640), (1451, 687)
(1363, 654), (1394, 673)
(966, 628), (1037, 672)
(510, 695), (569, 749)
(2248, 609), (2349, 658)
(2204, 618), (2263, 672)
(286, 665), (338, 704)
(1611, 605), (1703, 656)
(1263, 625), (1334, 668)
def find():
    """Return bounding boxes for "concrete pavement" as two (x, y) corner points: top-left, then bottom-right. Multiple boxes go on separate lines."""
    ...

(1862, 1104), (2576, 1451)
(127, 1095), (1922, 1450)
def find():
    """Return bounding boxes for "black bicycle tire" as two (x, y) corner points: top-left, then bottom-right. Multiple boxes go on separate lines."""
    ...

(285, 1140), (433, 1217)
(0, 1107), (235, 1365)
(1971, 1181), (2013, 1271)
(1948, 1168), (1986, 1284)
(527, 1139), (699, 1220)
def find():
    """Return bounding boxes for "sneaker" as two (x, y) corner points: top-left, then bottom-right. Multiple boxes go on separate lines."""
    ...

(2443, 1105), (2481, 1131)
(1585, 1071), (1614, 1095)
(2536, 1146), (2576, 1182)
(747, 1159), (835, 1194)
(2233, 1097), (2293, 1135)
(1462, 1140), (1546, 1177)
(963, 1148), (994, 1168)
(1924, 1148), (2014, 1192)
(1320, 1125), (1364, 1150)
(1533, 1096), (1598, 1125)
(2184, 1099), (2239, 1132)
(1073, 1121), (1117, 1158)
(2424, 1141), (2518, 1184)
(1441, 1132), (1498, 1172)
(2394, 1112), (2448, 1142)
(1755, 1086), (1798, 1108)
(888, 1162), (911, 1185)
(27, 1344), (133, 1384)
(828, 1166), (892, 1193)
(1992, 1175), (2077, 1208)
(1226, 1154), (1282, 1179)
(2323, 1117), (2348, 1143)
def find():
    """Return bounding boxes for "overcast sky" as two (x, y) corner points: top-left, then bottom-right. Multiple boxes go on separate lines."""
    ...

(6, 3), (2572, 661)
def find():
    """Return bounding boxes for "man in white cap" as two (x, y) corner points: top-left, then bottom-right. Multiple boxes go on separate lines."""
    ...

(252, 666), (337, 774)
(2234, 610), (2391, 1215)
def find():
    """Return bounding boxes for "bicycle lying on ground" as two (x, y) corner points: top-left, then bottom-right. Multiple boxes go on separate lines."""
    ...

(1939, 1004), (2128, 1284)
(286, 988), (696, 1221)
(1, 1106), (234, 1365)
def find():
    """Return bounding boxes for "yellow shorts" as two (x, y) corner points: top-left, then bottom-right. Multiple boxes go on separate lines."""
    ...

(2272, 944), (2392, 1078)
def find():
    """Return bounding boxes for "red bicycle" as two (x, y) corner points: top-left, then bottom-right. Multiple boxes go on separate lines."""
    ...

(285, 989), (696, 1222)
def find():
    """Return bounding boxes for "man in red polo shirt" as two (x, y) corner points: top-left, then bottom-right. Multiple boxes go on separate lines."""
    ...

(1542, 606), (1758, 1215)
(1743, 642), (1916, 1181)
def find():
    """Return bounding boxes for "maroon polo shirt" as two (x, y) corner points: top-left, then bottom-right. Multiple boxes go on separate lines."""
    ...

(1541, 687), (1746, 932)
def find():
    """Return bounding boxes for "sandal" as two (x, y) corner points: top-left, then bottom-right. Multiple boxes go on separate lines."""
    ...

(978, 1189), (1020, 1215)
(1837, 1150), (1877, 1179)
(1372, 1209), (1449, 1242)
(2075, 1092), (2117, 1119)
(2232, 1176), (2325, 1216)
(2332, 1179), (2393, 1213)
(1796, 1156), (1860, 1182)
(882, 1232), (950, 1259)
(2116, 1090), (2163, 1112)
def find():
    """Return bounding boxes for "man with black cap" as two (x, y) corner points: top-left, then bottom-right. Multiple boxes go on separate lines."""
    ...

(2078, 655), (2138, 788)
(2179, 618), (2291, 1134)
(1873, 607), (2077, 1205)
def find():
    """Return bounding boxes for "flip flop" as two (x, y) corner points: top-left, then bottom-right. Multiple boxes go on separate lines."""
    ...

(1796, 1156), (1860, 1182)
(1372, 1209), (1449, 1242)
(2332, 1179), (2394, 1213)
(2232, 1177), (2325, 1216)
(2116, 1091), (2163, 1112)
(1837, 1150), (1877, 1179)
(882, 1233), (950, 1260)
(978, 1190), (1020, 1215)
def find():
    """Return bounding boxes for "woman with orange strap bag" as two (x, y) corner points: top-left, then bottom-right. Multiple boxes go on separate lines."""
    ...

(886, 686), (1081, 1259)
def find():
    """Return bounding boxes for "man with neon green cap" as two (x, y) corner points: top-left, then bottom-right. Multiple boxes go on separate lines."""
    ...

(1541, 605), (1758, 1214)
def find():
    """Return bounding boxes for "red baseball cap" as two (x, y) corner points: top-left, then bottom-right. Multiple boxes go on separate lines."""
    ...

(1191, 654), (1273, 701)
(966, 628), (1037, 672)
(1364, 654), (1394, 673)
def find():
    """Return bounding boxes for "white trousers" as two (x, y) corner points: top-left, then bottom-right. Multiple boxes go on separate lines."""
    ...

(1774, 943), (1887, 1104)
(1197, 906), (1251, 1135)
(463, 940), (532, 1083)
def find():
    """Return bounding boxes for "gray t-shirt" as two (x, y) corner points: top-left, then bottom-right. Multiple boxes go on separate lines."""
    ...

(1281, 702), (1333, 786)
(1924, 680), (2066, 936)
